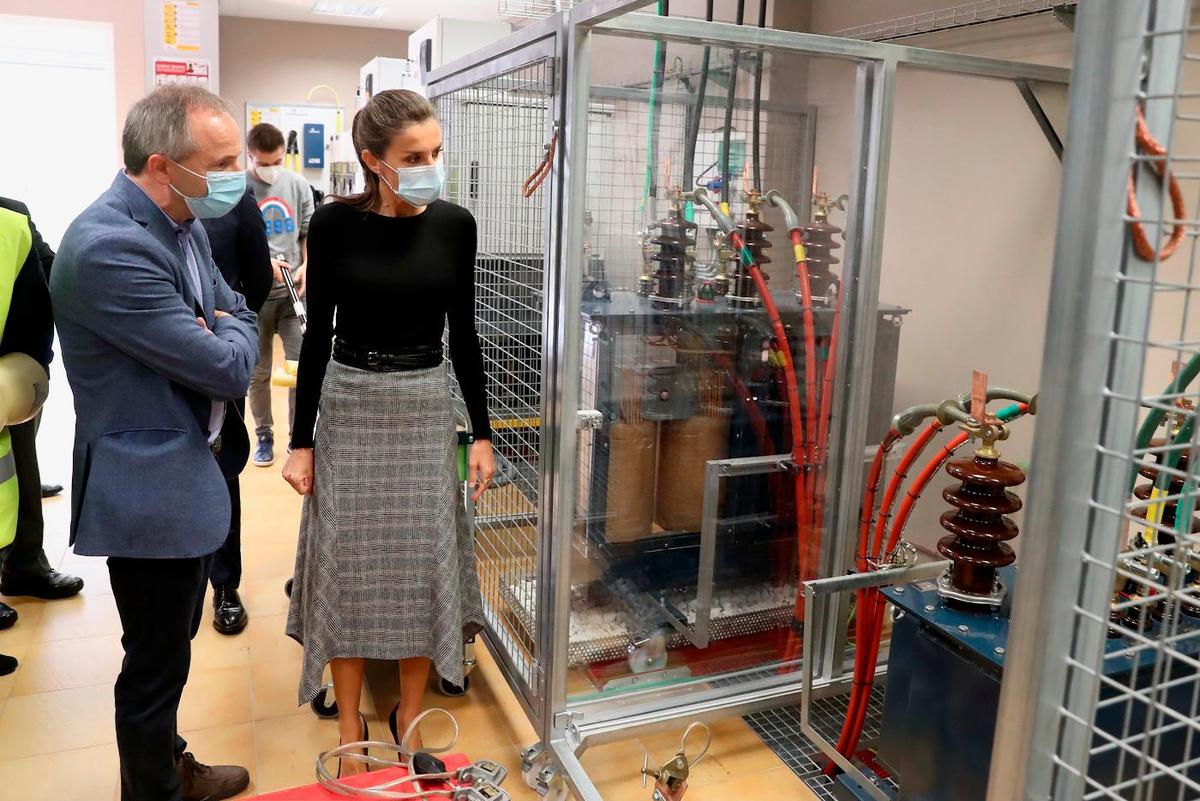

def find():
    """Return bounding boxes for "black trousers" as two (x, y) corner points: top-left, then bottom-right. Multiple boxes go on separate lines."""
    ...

(0, 416), (52, 578)
(109, 553), (212, 801)
(209, 476), (242, 589)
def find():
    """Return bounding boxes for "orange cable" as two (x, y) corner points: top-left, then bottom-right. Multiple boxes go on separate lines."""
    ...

(1128, 106), (1186, 262)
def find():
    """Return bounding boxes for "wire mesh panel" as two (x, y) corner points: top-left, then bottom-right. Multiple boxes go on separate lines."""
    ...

(583, 56), (816, 294)
(993, 2), (1200, 798)
(434, 56), (556, 697)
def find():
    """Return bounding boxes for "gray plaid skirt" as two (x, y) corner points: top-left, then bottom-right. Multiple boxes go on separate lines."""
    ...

(286, 359), (485, 705)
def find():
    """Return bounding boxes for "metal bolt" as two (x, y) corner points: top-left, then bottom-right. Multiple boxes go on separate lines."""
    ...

(924, 605), (936, 612)
(720, 465), (730, 474)
(958, 624), (969, 633)
(895, 587), (905, 594)
(995, 647), (1006, 655)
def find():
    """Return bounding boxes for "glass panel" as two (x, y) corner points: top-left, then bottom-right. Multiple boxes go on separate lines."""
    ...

(562, 34), (893, 704)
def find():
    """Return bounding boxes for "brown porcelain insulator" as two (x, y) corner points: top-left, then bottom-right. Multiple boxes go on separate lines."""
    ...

(737, 212), (774, 263)
(1108, 605), (1128, 638)
(729, 210), (773, 308)
(801, 215), (842, 302)
(648, 207), (696, 307)
(936, 454), (1026, 600)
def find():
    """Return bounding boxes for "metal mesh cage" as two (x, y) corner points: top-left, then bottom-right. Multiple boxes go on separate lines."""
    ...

(1060, 7), (1200, 794)
(435, 56), (556, 692)
(499, 0), (579, 20)
(992, 2), (1200, 798)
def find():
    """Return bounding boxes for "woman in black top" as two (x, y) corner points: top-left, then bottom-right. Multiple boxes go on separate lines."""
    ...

(282, 90), (494, 773)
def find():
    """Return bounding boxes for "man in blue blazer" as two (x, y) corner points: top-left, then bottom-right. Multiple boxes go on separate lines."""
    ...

(52, 86), (258, 801)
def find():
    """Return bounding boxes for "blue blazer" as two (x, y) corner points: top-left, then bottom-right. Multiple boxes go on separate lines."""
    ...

(51, 172), (259, 559)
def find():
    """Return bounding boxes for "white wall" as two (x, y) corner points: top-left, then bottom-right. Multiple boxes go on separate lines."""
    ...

(0, 0), (145, 155)
(0, 16), (119, 249)
(796, 11), (1073, 554)
(219, 16), (412, 185)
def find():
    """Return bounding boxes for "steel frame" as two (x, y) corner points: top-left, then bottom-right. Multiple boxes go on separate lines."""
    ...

(427, 3), (1073, 798)
(988, 2), (1185, 799)
(800, 560), (953, 801)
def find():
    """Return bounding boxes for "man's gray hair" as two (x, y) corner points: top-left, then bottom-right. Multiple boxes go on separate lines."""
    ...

(122, 85), (234, 174)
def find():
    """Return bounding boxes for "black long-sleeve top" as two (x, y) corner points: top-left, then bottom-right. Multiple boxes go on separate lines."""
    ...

(200, 188), (273, 314)
(0, 198), (53, 367)
(291, 199), (490, 449)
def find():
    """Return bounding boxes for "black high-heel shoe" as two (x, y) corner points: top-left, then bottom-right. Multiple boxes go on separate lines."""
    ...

(337, 711), (370, 779)
(389, 703), (400, 745)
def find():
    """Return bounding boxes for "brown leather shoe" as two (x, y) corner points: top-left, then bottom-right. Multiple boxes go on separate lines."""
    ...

(177, 751), (250, 801)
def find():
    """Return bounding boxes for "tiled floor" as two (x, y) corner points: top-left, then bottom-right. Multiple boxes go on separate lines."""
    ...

(0, 352), (815, 800)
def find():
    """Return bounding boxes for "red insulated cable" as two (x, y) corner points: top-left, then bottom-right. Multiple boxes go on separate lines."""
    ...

(829, 422), (941, 768)
(838, 403), (1032, 763)
(730, 236), (807, 505)
(826, 431), (897, 760)
(808, 285), (843, 540)
(870, 421), (943, 564)
(791, 228), (826, 591)
(730, 231), (812, 665)
(884, 431), (968, 559)
(843, 432), (969, 762)
(829, 432), (968, 775)
(858, 432), (900, 573)
(792, 229), (820, 473)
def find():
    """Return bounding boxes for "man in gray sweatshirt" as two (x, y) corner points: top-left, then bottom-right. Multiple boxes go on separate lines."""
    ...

(245, 123), (314, 467)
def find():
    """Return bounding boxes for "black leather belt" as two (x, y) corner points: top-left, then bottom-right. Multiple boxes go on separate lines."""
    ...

(332, 339), (444, 372)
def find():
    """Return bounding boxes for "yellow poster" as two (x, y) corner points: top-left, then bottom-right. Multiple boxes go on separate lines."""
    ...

(162, 0), (202, 53)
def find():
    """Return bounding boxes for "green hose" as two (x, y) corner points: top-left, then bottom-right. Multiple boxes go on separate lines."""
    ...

(996, 403), (1024, 423)
(1131, 352), (1200, 494)
(643, 0), (668, 211)
(1145, 415), (1194, 543)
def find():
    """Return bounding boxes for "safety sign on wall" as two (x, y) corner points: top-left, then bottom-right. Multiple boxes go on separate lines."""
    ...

(153, 58), (209, 88)
(161, 0), (202, 53)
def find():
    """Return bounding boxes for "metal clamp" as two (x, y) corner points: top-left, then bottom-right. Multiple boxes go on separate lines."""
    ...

(641, 722), (712, 799)
(576, 409), (604, 430)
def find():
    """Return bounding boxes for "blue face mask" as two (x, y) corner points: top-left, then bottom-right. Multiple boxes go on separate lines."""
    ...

(381, 159), (444, 207)
(169, 160), (247, 219)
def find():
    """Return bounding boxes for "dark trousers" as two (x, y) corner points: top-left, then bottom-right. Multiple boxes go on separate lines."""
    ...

(209, 476), (242, 589)
(1, 416), (51, 578)
(109, 553), (212, 801)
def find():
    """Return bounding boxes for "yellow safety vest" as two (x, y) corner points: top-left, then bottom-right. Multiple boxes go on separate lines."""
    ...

(0, 208), (31, 549)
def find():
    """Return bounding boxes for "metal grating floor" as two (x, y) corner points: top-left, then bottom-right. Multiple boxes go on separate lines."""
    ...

(743, 686), (892, 800)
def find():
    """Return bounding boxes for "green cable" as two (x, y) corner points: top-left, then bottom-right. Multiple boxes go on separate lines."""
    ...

(1144, 415), (1194, 544)
(643, 0), (667, 210)
(996, 403), (1023, 423)
(1132, 352), (1200, 494)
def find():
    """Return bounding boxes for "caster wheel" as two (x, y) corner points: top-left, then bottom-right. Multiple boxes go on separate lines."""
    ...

(284, 578), (294, 598)
(437, 675), (469, 697)
(311, 685), (338, 718)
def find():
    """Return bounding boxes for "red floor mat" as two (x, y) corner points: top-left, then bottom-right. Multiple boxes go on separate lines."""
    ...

(251, 753), (473, 799)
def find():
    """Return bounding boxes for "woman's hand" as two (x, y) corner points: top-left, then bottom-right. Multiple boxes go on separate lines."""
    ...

(467, 439), (496, 503)
(283, 447), (315, 496)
